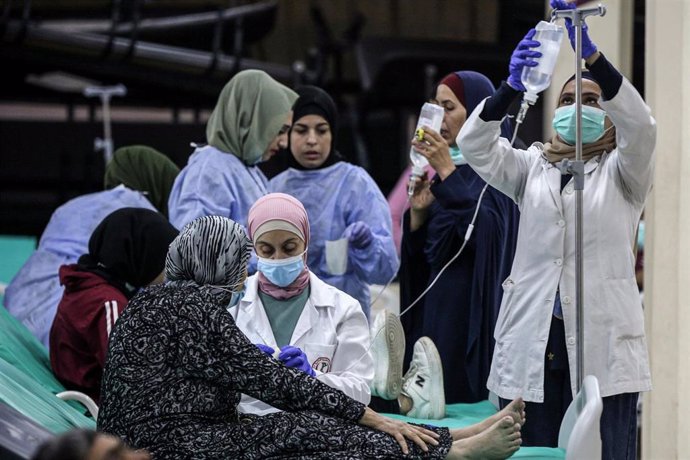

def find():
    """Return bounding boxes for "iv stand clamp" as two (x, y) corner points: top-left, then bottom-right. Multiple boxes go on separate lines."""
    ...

(550, 3), (606, 394)
(83, 84), (127, 165)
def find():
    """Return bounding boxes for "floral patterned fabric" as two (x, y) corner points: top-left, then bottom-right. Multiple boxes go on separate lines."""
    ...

(98, 284), (452, 459)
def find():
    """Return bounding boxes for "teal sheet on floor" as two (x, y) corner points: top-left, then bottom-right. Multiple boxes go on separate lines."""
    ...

(0, 234), (36, 307)
(0, 304), (96, 433)
(0, 234), (36, 285)
(384, 401), (566, 458)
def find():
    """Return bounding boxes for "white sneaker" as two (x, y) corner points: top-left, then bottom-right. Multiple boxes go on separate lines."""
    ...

(370, 309), (405, 400)
(401, 337), (445, 419)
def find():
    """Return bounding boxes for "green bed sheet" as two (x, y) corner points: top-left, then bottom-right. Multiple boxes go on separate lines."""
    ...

(0, 234), (35, 285)
(384, 401), (566, 459)
(0, 304), (96, 433)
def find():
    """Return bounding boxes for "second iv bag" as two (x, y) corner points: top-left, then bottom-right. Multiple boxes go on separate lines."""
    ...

(521, 20), (564, 105)
(409, 102), (444, 175)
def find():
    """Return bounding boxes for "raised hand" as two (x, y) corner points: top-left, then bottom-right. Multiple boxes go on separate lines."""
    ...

(550, 0), (598, 59)
(343, 222), (374, 249)
(507, 29), (541, 91)
(411, 127), (455, 180)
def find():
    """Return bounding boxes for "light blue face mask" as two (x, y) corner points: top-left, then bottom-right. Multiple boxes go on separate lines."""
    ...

(449, 145), (466, 165)
(552, 105), (607, 145)
(257, 252), (305, 287)
(228, 287), (245, 308)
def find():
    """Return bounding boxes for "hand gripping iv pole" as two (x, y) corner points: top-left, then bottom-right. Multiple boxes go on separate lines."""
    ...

(550, 3), (606, 394)
(83, 84), (127, 165)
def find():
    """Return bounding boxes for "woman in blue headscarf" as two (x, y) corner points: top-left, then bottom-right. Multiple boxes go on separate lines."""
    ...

(270, 86), (398, 319)
(400, 71), (520, 405)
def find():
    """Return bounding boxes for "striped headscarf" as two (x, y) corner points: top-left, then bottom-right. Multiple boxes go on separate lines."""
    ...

(165, 216), (251, 302)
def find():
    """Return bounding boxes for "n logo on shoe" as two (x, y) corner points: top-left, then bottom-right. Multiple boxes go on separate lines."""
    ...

(415, 375), (425, 388)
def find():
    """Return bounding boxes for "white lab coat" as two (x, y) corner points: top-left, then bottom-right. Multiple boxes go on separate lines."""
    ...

(229, 271), (373, 415)
(457, 78), (655, 402)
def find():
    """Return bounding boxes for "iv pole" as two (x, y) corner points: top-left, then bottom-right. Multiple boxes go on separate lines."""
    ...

(551, 3), (606, 394)
(83, 84), (127, 165)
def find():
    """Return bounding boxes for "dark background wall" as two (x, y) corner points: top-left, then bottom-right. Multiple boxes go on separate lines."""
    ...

(0, 0), (645, 238)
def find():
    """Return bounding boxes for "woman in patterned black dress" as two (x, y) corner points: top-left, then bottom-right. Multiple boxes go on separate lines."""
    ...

(98, 216), (522, 459)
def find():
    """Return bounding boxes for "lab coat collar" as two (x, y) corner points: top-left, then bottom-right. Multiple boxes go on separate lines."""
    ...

(237, 275), (276, 347)
(290, 273), (337, 345)
(306, 272), (337, 309)
(237, 271), (335, 347)
(240, 271), (333, 308)
(541, 155), (602, 214)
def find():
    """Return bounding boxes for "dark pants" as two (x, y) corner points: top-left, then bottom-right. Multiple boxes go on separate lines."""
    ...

(499, 316), (639, 460)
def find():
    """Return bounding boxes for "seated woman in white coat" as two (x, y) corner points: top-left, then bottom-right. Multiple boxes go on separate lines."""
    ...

(229, 192), (373, 414)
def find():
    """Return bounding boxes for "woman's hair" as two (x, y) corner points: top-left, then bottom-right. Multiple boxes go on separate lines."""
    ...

(32, 429), (97, 460)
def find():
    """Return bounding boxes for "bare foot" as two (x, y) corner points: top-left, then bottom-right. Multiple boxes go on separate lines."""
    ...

(496, 397), (526, 426)
(449, 398), (525, 441)
(448, 416), (521, 460)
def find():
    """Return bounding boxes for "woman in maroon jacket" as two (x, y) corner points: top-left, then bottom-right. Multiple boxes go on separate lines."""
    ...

(49, 207), (178, 403)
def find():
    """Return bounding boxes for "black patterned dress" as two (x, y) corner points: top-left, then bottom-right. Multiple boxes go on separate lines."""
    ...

(98, 284), (452, 459)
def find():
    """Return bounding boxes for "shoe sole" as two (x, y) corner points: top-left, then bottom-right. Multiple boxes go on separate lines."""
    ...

(378, 311), (405, 400)
(416, 337), (445, 419)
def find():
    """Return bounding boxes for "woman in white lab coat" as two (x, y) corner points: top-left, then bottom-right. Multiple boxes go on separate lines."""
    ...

(452, 6), (654, 458)
(229, 192), (373, 415)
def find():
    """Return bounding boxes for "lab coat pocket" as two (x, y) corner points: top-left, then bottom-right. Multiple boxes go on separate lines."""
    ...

(603, 277), (648, 378)
(494, 278), (517, 339)
(603, 277), (645, 338)
(304, 343), (336, 374)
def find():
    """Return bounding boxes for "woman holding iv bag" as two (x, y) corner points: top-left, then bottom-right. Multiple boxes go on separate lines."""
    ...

(456, 1), (655, 456)
(401, 71), (520, 404)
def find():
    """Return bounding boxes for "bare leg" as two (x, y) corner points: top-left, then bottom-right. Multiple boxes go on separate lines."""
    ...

(398, 394), (413, 414)
(446, 416), (522, 460)
(449, 397), (525, 441)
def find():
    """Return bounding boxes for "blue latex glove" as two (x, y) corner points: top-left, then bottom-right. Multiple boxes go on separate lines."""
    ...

(550, 0), (598, 59)
(507, 29), (541, 91)
(278, 345), (316, 377)
(255, 343), (275, 357)
(343, 221), (374, 249)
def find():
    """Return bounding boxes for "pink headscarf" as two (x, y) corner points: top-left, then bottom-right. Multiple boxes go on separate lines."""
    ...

(248, 193), (311, 300)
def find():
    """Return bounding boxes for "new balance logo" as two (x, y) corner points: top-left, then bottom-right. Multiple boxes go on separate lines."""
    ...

(415, 375), (426, 388)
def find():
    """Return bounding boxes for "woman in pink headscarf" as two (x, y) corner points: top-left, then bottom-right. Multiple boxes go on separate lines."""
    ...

(228, 192), (374, 416)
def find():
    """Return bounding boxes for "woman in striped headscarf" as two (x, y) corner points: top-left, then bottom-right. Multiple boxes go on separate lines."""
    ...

(98, 215), (522, 460)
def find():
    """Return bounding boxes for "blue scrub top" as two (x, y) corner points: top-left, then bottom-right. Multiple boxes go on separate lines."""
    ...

(270, 162), (399, 318)
(168, 145), (269, 232)
(4, 186), (155, 349)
